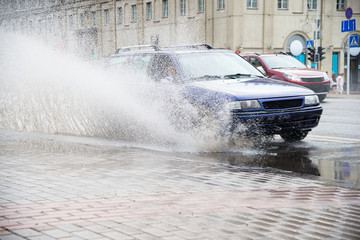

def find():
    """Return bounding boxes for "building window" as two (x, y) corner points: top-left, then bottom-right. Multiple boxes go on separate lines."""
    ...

(37, 19), (42, 34)
(92, 11), (96, 26)
(68, 15), (74, 30)
(58, 16), (63, 32)
(104, 9), (109, 25)
(146, 2), (152, 20)
(163, 0), (168, 18)
(57, 16), (62, 32)
(80, 13), (84, 27)
(278, 0), (288, 9)
(180, 0), (186, 16)
(218, 0), (225, 10)
(132, 5), (137, 22)
(198, 0), (204, 13)
(307, 0), (317, 10)
(118, 7), (123, 24)
(48, 17), (52, 33)
(247, 0), (257, 8)
(336, 0), (346, 10)
(29, 20), (34, 32)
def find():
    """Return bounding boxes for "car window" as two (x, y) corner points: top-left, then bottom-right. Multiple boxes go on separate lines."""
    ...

(132, 54), (153, 77)
(176, 52), (263, 81)
(261, 55), (306, 69)
(105, 55), (131, 68)
(249, 57), (263, 68)
(148, 54), (180, 83)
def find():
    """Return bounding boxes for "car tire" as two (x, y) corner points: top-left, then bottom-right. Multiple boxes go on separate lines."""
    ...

(193, 105), (230, 140)
(318, 94), (327, 102)
(280, 130), (308, 141)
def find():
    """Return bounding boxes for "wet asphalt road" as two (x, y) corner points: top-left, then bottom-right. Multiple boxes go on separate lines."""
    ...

(0, 95), (360, 239)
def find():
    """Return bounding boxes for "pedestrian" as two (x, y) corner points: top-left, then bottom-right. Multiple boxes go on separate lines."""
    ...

(330, 73), (337, 94)
(336, 73), (344, 94)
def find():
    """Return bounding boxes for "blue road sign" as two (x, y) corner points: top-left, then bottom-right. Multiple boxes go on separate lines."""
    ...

(306, 40), (313, 49)
(345, 7), (353, 20)
(341, 19), (356, 32)
(350, 35), (359, 48)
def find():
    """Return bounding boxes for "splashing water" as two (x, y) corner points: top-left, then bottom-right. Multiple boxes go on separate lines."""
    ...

(1, 31), (248, 152)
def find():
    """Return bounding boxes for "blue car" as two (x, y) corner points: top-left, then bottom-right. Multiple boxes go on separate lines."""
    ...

(105, 44), (322, 141)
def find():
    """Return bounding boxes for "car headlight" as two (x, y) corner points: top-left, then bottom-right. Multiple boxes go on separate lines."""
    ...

(304, 95), (319, 105)
(228, 100), (261, 110)
(283, 73), (301, 81)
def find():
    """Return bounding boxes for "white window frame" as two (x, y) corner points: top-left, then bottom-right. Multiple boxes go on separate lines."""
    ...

(198, 0), (204, 13)
(278, 0), (288, 9)
(163, 0), (168, 18)
(218, 0), (225, 10)
(307, 0), (317, 10)
(146, 2), (152, 20)
(80, 12), (84, 27)
(118, 7), (123, 24)
(29, 20), (34, 32)
(104, 9), (109, 25)
(336, 0), (346, 10)
(247, 0), (257, 9)
(92, 11), (96, 26)
(38, 19), (42, 34)
(132, 5), (137, 22)
(180, 0), (186, 16)
(48, 17), (52, 33)
(68, 15), (74, 30)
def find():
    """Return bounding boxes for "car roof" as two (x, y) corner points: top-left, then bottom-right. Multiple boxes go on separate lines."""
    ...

(109, 44), (233, 57)
(240, 52), (291, 57)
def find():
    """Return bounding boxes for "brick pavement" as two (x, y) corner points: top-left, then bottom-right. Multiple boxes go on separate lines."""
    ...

(1, 132), (360, 239)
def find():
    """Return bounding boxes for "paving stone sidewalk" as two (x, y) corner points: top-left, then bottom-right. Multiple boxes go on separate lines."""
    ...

(1, 133), (360, 239)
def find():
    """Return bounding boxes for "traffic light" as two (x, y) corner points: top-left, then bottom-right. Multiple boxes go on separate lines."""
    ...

(318, 46), (326, 62)
(307, 47), (315, 62)
(314, 53), (320, 63)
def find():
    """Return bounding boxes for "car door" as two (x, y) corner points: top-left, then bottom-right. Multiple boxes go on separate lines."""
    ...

(147, 54), (181, 83)
(248, 56), (267, 77)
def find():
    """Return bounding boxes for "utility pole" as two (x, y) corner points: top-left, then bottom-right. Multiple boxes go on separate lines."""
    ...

(346, 35), (350, 95)
(314, 0), (320, 70)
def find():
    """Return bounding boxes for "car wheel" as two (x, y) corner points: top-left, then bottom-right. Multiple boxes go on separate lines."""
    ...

(318, 94), (326, 102)
(280, 130), (308, 141)
(193, 105), (230, 140)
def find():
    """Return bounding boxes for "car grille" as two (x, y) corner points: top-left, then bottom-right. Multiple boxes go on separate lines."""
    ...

(300, 76), (324, 82)
(262, 99), (303, 109)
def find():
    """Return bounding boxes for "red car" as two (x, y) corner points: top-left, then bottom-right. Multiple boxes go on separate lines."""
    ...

(241, 53), (330, 101)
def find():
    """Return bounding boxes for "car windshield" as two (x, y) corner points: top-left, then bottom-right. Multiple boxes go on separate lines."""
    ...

(261, 55), (307, 69)
(176, 52), (264, 81)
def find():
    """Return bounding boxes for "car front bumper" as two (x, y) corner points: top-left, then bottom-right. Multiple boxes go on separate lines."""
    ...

(303, 83), (330, 96)
(231, 106), (322, 134)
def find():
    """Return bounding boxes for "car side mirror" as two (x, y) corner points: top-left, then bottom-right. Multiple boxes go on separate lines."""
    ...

(257, 66), (266, 75)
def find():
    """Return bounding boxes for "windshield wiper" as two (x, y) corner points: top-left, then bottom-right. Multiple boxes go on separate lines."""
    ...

(223, 73), (264, 79)
(271, 67), (297, 69)
(190, 75), (222, 80)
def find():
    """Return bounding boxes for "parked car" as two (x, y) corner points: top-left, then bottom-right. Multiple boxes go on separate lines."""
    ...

(240, 53), (330, 102)
(105, 44), (323, 141)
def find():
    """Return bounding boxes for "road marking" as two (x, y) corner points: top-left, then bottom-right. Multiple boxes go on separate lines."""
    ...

(308, 135), (360, 144)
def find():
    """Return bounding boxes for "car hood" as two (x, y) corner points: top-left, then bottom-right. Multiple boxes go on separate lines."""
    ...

(188, 78), (315, 100)
(273, 68), (324, 77)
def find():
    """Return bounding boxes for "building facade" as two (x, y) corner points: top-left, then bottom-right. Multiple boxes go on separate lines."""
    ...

(1, 0), (360, 90)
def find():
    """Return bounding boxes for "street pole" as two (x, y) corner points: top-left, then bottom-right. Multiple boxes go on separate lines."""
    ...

(346, 35), (350, 95)
(315, 0), (319, 70)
